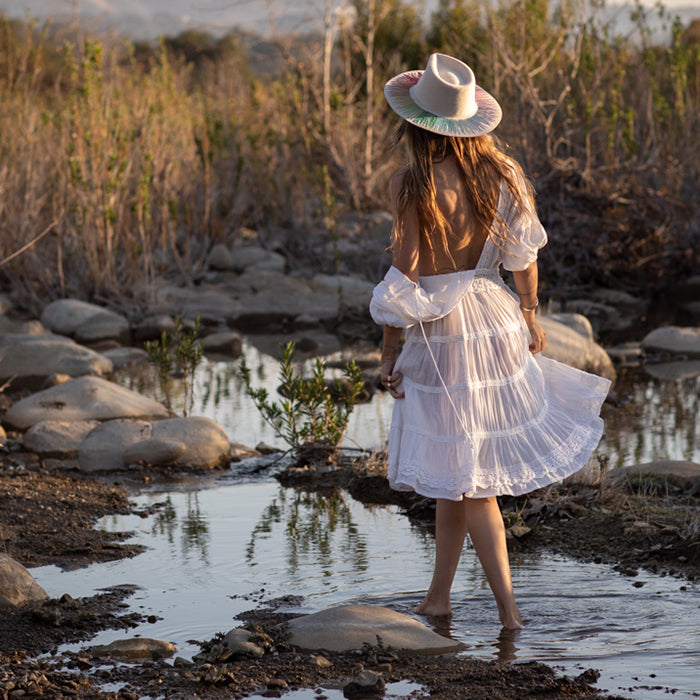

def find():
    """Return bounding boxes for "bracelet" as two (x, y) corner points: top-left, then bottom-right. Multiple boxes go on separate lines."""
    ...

(519, 299), (539, 311)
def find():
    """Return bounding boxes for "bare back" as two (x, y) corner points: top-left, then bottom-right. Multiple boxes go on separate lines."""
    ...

(421, 157), (490, 276)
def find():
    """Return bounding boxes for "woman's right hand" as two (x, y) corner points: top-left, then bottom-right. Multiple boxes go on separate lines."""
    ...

(380, 356), (405, 399)
(525, 317), (546, 354)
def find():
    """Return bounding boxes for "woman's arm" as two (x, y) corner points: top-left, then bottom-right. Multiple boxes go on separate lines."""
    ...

(512, 261), (546, 354)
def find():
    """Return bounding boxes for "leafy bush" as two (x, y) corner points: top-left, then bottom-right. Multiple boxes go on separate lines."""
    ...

(238, 342), (364, 461)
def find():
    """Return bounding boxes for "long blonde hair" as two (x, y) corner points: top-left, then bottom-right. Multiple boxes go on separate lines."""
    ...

(391, 120), (536, 265)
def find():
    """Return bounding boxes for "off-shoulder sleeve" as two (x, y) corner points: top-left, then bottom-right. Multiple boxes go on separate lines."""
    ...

(369, 266), (443, 328)
(499, 176), (548, 272)
(370, 266), (477, 328)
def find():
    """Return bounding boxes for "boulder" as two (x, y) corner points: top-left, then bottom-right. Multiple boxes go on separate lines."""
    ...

(285, 605), (463, 654)
(641, 326), (700, 359)
(344, 670), (385, 698)
(154, 285), (241, 325)
(0, 554), (49, 608)
(79, 420), (152, 472)
(231, 244), (276, 271)
(74, 311), (130, 345)
(0, 337), (113, 390)
(152, 417), (230, 469)
(0, 316), (46, 336)
(122, 438), (187, 467)
(133, 314), (176, 343)
(312, 274), (376, 312)
(539, 315), (616, 380)
(207, 243), (235, 271)
(202, 330), (243, 357)
(224, 628), (265, 658)
(78, 416), (230, 472)
(100, 346), (149, 368)
(41, 299), (130, 343)
(89, 638), (176, 661)
(4, 376), (168, 430)
(23, 419), (100, 457)
(545, 313), (594, 341)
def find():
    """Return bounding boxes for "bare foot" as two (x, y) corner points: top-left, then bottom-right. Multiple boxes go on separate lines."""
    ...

(498, 604), (523, 630)
(415, 595), (451, 617)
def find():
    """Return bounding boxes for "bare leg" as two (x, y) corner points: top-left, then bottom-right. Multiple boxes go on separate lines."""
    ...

(463, 497), (522, 629)
(416, 497), (522, 629)
(415, 499), (469, 616)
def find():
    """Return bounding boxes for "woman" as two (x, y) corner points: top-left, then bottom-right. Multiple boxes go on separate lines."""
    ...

(370, 54), (610, 629)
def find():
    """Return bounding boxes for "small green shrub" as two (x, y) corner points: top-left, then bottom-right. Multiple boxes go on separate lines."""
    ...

(238, 341), (364, 461)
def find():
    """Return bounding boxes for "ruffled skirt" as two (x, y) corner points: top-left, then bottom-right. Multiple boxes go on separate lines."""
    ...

(387, 275), (611, 500)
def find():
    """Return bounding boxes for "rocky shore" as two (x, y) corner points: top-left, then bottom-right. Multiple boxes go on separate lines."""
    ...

(1, 229), (699, 699)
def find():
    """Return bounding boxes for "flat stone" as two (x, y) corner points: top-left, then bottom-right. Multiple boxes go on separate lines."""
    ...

(90, 638), (176, 660)
(133, 314), (176, 343)
(613, 460), (700, 485)
(641, 326), (700, 359)
(202, 330), (243, 357)
(154, 285), (241, 325)
(312, 274), (375, 312)
(285, 605), (463, 654)
(0, 554), (49, 608)
(0, 337), (113, 390)
(41, 299), (130, 343)
(643, 360), (700, 381)
(23, 419), (100, 457)
(4, 376), (168, 430)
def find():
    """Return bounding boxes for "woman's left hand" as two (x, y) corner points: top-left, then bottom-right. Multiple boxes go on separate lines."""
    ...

(380, 358), (405, 399)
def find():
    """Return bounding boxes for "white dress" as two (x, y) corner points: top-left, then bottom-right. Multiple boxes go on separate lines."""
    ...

(369, 184), (611, 501)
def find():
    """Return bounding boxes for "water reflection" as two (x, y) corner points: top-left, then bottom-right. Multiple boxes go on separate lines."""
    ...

(150, 493), (211, 565)
(246, 487), (368, 580)
(603, 368), (700, 468)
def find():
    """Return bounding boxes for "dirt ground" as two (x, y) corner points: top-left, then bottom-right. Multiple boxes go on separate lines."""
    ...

(1, 449), (698, 699)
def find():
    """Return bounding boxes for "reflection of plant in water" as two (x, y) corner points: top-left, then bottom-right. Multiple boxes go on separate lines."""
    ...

(149, 494), (210, 564)
(602, 373), (700, 468)
(246, 487), (368, 580)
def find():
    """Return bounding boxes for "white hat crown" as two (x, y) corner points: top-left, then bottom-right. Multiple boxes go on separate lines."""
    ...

(383, 53), (502, 137)
(409, 54), (478, 120)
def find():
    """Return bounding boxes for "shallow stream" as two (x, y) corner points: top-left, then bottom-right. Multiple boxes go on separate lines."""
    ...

(32, 342), (700, 699)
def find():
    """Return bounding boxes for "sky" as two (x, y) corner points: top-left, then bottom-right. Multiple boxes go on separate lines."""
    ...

(2, 0), (699, 39)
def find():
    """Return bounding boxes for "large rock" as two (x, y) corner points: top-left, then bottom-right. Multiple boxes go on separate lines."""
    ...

(0, 316), (45, 336)
(312, 274), (375, 312)
(285, 605), (463, 654)
(539, 315), (616, 380)
(154, 285), (242, 325)
(0, 554), (49, 608)
(4, 376), (169, 430)
(23, 420), (100, 457)
(78, 416), (230, 472)
(641, 326), (700, 359)
(0, 337), (112, 390)
(41, 299), (130, 344)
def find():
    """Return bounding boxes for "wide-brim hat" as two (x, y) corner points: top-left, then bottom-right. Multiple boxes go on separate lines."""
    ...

(384, 53), (502, 137)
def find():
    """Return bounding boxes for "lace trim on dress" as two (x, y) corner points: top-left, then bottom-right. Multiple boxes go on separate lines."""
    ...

(391, 421), (602, 498)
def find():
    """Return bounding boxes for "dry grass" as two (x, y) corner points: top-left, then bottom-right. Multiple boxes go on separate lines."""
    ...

(0, 1), (699, 314)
